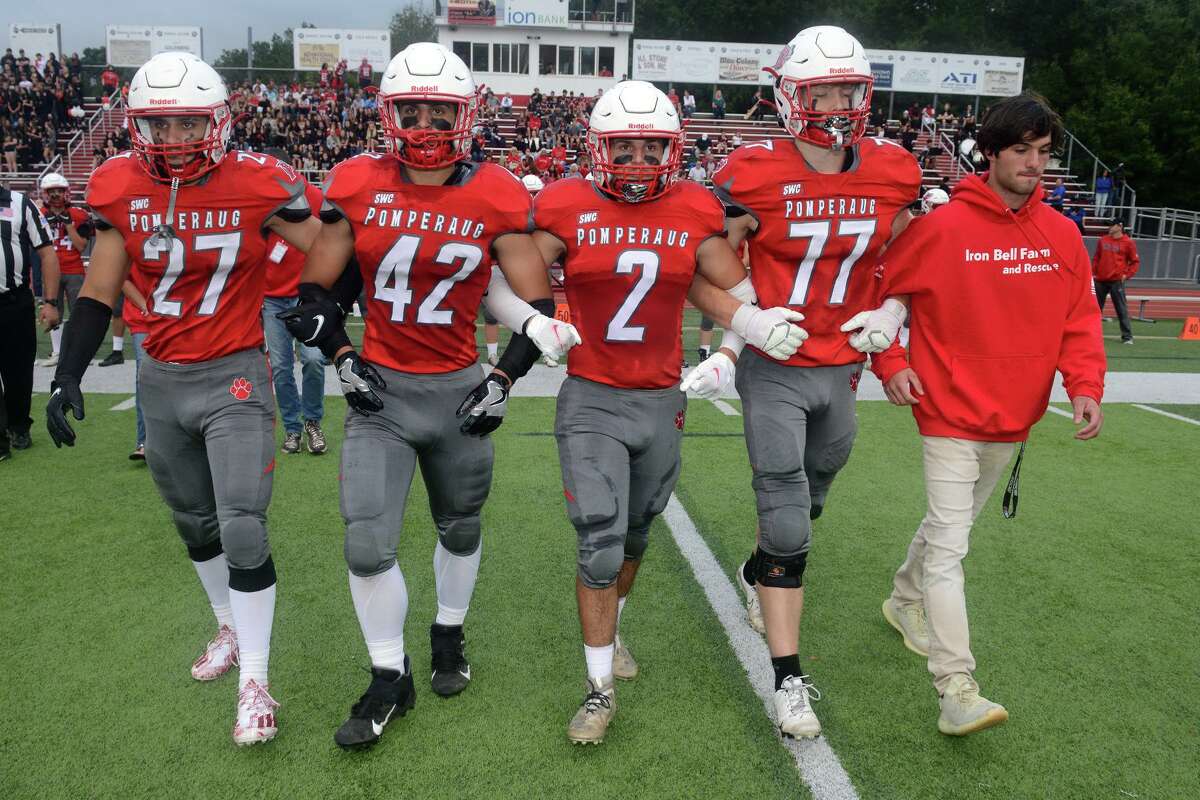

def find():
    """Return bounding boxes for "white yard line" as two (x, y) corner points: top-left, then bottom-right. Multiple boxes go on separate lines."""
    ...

(1132, 403), (1200, 426)
(109, 396), (136, 411)
(1044, 405), (1074, 419)
(662, 494), (860, 800)
(711, 399), (741, 416)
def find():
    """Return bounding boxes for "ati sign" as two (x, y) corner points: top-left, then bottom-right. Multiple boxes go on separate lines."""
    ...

(942, 71), (978, 88)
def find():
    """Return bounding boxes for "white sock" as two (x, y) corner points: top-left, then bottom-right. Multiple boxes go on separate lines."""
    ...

(50, 326), (62, 355)
(230, 583), (276, 689)
(349, 565), (408, 672)
(700, 345), (710, 357)
(616, 596), (627, 633)
(191, 553), (234, 629)
(433, 541), (481, 627)
(584, 644), (615, 683)
(112, 335), (124, 352)
(486, 342), (498, 359)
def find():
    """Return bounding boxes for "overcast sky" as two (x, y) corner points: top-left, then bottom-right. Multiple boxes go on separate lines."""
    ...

(9, 1), (428, 60)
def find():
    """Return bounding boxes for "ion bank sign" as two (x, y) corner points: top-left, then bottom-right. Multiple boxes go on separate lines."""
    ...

(504, 0), (568, 28)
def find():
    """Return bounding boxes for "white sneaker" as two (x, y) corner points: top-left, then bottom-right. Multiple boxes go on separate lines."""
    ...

(233, 680), (279, 746)
(736, 562), (766, 634)
(773, 675), (821, 738)
(938, 673), (1008, 736)
(882, 598), (930, 656)
(39, 354), (59, 367)
(191, 625), (239, 681)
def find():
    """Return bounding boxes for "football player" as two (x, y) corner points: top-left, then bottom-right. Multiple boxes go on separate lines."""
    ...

(532, 81), (806, 745)
(37, 172), (94, 367)
(691, 26), (923, 737)
(45, 52), (321, 746)
(281, 42), (580, 750)
(920, 187), (950, 215)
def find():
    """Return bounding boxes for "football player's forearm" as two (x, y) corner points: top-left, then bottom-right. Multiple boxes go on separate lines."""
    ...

(687, 276), (741, 329)
(495, 233), (553, 302)
(79, 228), (131, 307)
(301, 220), (355, 288)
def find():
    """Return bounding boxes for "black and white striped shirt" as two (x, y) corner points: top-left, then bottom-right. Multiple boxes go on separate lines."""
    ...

(0, 186), (52, 294)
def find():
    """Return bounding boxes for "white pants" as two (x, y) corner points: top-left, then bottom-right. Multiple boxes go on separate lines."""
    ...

(891, 436), (1016, 693)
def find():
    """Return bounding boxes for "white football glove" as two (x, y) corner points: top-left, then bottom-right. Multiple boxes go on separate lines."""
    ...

(839, 298), (907, 353)
(523, 314), (582, 361)
(680, 352), (735, 399)
(730, 305), (808, 360)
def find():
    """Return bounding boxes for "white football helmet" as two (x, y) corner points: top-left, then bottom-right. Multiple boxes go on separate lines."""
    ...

(379, 43), (478, 169)
(40, 172), (69, 191)
(522, 174), (545, 195)
(586, 80), (683, 203)
(126, 52), (232, 182)
(921, 188), (950, 214)
(765, 26), (873, 149)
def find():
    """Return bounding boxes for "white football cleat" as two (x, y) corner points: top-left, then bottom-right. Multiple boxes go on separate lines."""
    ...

(191, 625), (239, 681)
(774, 675), (821, 738)
(736, 562), (766, 634)
(233, 680), (279, 746)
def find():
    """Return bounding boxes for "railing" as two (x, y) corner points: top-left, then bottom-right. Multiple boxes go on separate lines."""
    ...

(939, 128), (972, 179)
(1062, 128), (1137, 222)
(1123, 207), (1200, 241)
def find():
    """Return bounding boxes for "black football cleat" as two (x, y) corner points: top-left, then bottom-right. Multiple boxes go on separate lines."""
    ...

(98, 351), (125, 367)
(334, 659), (415, 750)
(430, 624), (471, 697)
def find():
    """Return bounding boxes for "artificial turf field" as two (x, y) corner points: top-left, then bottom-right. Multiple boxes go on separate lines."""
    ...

(3, 384), (1197, 798)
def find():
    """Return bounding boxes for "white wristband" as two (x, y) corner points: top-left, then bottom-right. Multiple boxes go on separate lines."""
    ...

(726, 275), (757, 304)
(482, 266), (538, 332)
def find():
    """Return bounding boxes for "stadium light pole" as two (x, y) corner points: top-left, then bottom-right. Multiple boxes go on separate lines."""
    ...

(247, 26), (253, 80)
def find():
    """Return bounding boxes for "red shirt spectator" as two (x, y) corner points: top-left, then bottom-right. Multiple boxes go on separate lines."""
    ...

(1092, 227), (1140, 281)
(100, 66), (119, 93)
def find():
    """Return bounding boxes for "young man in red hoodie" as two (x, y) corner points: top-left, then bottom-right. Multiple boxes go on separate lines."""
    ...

(1092, 221), (1140, 344)
(843, 93), (1106, 736)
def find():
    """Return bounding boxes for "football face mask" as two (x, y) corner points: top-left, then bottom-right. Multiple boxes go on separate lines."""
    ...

(775, 77), (872, 149)
(588, 133), (682, 203)
(381, 97), (475, 169)
(127, 108), (232, 182)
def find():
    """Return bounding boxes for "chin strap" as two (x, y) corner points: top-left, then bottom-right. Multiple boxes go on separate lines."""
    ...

(148, 176), (181, 247)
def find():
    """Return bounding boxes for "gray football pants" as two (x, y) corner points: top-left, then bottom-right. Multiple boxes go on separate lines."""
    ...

(138, 347), (276, 571)
(340, 362), (494, 577)
(735, 350), (861, 558)
(555, 376), (686, 589)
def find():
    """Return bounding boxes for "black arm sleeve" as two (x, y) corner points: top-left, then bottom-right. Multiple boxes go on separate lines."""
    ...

(329, 257), (364, 315)
(53, 296), (112, 384)
(494, 297), (555, 384)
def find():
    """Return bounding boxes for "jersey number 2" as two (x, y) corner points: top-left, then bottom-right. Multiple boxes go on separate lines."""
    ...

(606, 250), (659, 342)
(786, 219), (876, 306)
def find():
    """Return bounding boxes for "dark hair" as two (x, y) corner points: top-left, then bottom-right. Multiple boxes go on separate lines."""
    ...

(976, 92), (1064, 159)
(1108, 220), (1124, 230)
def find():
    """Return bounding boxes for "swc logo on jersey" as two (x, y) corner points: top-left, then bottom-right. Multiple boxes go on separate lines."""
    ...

(229, 377), (254, 401)
(781, 182), (805, 197)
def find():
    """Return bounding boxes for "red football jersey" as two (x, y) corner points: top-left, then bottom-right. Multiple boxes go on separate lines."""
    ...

(712, 137), (921, 367)
(322, 156), (532, 373)
(40, 205), (91, 275)
(535, 177), (725, 389)
(264, 184), (324, 298)
(87, 150), (310, 363)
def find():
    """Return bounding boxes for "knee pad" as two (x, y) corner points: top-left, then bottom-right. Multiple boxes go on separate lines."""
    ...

(220, 514), (270, 572)
(437, 514), (481, 557)
(756, 549), (807, 588)
(623, 525), (650, 562)
(173, 510), (220, 551)
(578, 538), (624, 589)
(343, 519), (397, 577)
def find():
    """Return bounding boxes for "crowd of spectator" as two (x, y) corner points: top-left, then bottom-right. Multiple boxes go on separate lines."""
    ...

(1, 48), (91, 173)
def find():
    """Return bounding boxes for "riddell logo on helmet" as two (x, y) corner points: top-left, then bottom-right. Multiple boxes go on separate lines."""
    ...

(148, 98), (179, 105)
(628, 123), (654, 129)
(828, 67), (855, 74)
(409, 85), (438, 92)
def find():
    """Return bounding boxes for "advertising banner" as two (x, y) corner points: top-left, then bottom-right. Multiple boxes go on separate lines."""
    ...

(8, 24), (60, 59)
(106, 25), (202, 67)
(294, 28), (391, 71)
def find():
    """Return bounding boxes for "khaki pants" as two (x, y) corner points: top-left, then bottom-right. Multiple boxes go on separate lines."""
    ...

(891, 436), (1016, 693)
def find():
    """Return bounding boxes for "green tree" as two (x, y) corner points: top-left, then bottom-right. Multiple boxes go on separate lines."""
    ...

(391, 5), (436, 54)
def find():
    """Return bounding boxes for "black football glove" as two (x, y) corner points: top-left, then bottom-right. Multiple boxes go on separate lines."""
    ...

(456, 373), (510, 437)
(335, 351), (385, 416)
(46, 377), (86, 447)
(276, 292), (343, 349)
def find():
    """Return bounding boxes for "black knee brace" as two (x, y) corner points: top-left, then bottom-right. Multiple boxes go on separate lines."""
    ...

(756, 549), (807, 588)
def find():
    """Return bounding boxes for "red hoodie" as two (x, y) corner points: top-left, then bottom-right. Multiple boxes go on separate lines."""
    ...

(871, 174), (1106, 442)
(1092, 235), (1139, 281)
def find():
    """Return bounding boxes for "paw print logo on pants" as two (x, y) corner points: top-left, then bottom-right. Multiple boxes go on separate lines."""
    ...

(674, 409), (686, 431)
(230, 377), (253, 401)
(849, 370), (862, 393)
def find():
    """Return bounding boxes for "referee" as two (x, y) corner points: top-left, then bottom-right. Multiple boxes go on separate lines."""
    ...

(1, 182), (61, 460)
